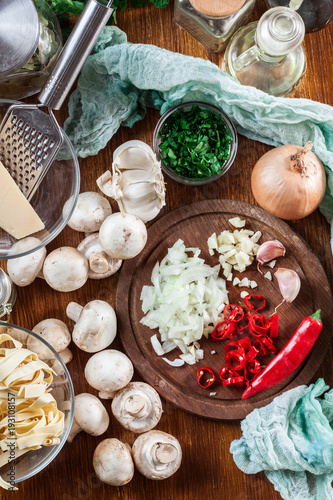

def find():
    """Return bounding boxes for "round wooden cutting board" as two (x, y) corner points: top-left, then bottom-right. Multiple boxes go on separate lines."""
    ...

(116, 200), (333, 420)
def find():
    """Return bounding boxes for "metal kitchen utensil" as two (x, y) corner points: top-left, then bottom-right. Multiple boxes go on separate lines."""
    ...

(0, 0), (114, 202)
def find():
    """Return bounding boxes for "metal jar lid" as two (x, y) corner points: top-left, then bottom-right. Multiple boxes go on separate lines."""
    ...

(0, 0), (40, 78)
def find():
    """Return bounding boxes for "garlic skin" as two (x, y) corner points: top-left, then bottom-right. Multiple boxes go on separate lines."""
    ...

(275, 268), (301, 303)
(97, 140), (166, 223)
(256, 240), (286, 265)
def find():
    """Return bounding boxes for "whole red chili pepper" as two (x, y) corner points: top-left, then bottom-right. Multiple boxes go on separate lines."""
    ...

(197, 367), (216, 388)
(242, 310), (323, 400)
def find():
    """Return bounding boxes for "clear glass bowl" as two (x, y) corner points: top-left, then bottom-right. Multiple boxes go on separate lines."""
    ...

(0, 100), (80, 260)
(0, 321), (75, 487)
(153, 102), (238, 186)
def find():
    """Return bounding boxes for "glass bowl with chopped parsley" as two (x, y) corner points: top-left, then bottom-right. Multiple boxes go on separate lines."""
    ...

(153, 102), (238, 185)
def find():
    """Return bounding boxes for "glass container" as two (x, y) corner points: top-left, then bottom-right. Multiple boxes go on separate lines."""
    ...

(0, 321), (74, 488)
(265, 0), (333, 32)
(0, 100), (80, 261)
(224, 6), (307, 96)
(0, 0), (62, 100)
(174, 0), (256, 53)
(153, 102), (238, 186)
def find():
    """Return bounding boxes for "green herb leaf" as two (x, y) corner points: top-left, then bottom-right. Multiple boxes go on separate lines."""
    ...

(158, 106), (233, 180)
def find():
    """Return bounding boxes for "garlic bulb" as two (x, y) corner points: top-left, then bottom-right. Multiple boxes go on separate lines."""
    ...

(97, 140), (166, 223)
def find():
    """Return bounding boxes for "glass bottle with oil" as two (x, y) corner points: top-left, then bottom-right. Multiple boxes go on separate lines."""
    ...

(224, 6), (307, 96)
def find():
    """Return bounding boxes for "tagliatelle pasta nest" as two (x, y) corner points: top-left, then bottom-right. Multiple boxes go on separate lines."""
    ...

(0, 333), (64, 490)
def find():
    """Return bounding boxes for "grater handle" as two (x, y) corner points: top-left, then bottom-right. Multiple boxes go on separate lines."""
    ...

(38, 0), (114, 110)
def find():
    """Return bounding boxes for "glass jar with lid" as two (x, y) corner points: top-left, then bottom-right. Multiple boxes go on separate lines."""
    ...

(174, 0), (256, 53)
(224, 6), (307, 96)
(0, 0), (62, 100)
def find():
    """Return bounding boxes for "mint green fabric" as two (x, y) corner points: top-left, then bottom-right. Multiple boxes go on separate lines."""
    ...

(64, 26), (333, 243)
(230, 379), (333, 500)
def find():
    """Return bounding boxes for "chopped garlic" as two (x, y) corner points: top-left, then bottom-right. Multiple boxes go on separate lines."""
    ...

(250, 280), (258, 288)
(267, 259), (276, 269)
(211, 350), (216, 354)
(233, 277), (241, 286)
(210, 392), (217, 396)
(264, 271), (272, 280)
(239, 277), (250, 287)
(240, 291), (249, 298)
(229, 217), (246, 228)
(207, 233), (218, 255)
(251, 231), (262, 243)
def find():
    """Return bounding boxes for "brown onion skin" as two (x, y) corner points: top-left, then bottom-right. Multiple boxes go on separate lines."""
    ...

(251, 144), (326, 220)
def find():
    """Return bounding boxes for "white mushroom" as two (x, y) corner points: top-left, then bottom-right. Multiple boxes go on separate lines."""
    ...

(93, 439), (134, 486)
(111, 382), (163, 433)
(132, 430), (182, 480)
(84, 349), (134, 399)
(63, 192), (112, 233)
(99, 212), (147, 260)
(77, 233), (122, 279)
(67, 393), (110, 443)
(7, 237), (46, 287)
(43, 247), (89, 292)
(29, 318), (72, 363)
(66, 300), (117, 353)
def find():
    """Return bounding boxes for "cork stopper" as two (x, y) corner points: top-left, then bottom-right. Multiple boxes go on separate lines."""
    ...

(190, 0), (247, 17)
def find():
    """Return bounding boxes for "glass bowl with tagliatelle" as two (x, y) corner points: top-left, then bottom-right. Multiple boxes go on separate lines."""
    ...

(0, 322), (74, 491)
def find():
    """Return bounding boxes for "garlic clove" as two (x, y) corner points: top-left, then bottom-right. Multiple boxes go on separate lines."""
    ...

(275, 268), (301, 304)
(115, 147), (155, 171)
(257, 240), (286, 265)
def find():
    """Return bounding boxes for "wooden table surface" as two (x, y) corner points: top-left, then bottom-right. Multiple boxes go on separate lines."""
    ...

(2, 1), (333, 499)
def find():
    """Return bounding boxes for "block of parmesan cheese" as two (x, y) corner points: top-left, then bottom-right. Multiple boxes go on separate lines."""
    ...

(0, 161), (45, 239)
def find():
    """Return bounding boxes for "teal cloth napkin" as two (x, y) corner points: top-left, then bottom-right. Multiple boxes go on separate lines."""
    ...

(64, 26), (333, 244)
(230, 379), (333, 500)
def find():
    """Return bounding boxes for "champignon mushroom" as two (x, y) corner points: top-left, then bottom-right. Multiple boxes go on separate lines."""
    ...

(67, 393), (110, 443)
(66, 300), (117, 353)
(99, 213), (147, 260)
(132, 430), (182, 480)
(77, 233), (122, 279)
(28, 318), (72, 363)
(93, 439), (134, 486)
(43, 247), (89, 292)
(84, 349), (134, 399)
(111, 382), (163, 433)
(63, 192), (112, 233)
(7, 237), (46, 287)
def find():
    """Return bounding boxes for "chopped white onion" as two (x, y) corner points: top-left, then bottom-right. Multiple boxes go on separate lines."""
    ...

(162, 357), (185, 367)
(141, 239), (228, 364)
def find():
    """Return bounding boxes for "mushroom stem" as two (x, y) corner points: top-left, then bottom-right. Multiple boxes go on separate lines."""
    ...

(59, 348), (73, 364)
(154, 443), (178, 465)
(67, 419), (82, 443)
(124, 395), (146, 416)
(89, 252), (110, 274)
(66, 302), (83, 323)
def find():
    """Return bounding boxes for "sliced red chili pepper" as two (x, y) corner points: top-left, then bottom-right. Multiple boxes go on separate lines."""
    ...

(237, 336), (252, 350)
(244, 294), (266, 312)
(270, 313), (279, 338)
(219, 366), (244, 386)
(261, 336), (277, 353)
(246, 345), (259, 363)
(211, 320), (237, 341)
(253, 339), (267, 356)
(197, 367), (216, 388)
(249, 314), (270, 336)
(223, 304), (244, 322)
(224, 341), (243, 353)
(237, 312), (252, 332)
(247, 359), (261, 374)
(225, 350), (247, 371)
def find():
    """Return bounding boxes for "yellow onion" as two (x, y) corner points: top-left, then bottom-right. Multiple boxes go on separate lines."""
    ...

(251, 142), (326, 220)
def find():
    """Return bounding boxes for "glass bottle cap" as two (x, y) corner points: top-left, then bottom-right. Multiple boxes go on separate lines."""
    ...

(256, 6), (305, 56)
(0, 0), (40, 78)
(190, 0), (247, 18)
